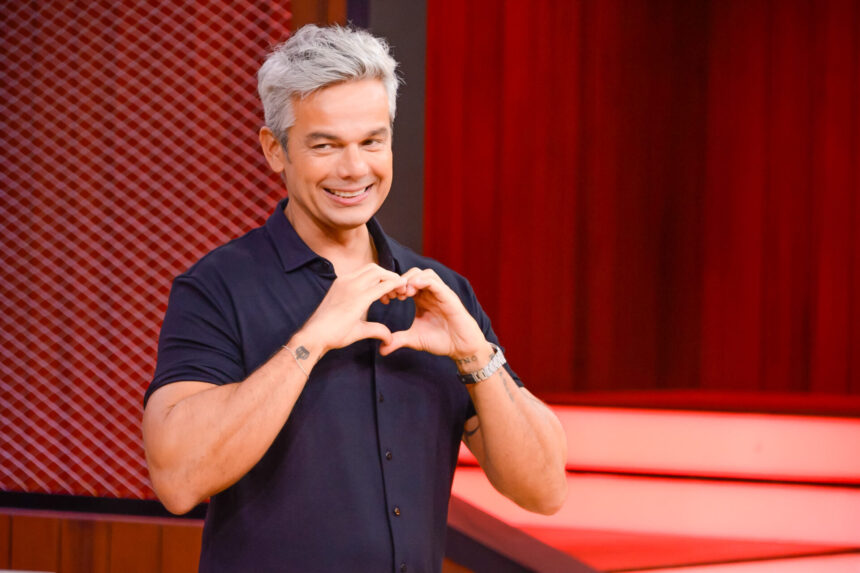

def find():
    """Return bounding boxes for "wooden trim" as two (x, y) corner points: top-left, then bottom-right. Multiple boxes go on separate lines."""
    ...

(290, 0), (347, 32)
(60, 519), (110, 573)
(161, 523), (203, 573)
(0, 514), (10, 568)
(10, 515), (61, 572)
(0, 510), (201, 573)
(108, 522), (162, 573)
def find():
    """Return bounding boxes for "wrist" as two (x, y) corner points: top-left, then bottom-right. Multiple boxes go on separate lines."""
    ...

(456, 343), (506, 384)
(284, 331), (324, 374)
(452, 342), (493, 374)
(292, 321), (330, 359)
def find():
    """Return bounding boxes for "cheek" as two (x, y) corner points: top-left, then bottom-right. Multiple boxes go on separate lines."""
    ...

(373, 154), (394, 178)
(290, 158), (332, 185)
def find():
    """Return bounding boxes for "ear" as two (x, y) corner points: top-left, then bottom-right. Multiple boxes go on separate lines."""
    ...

(259, 126), (287, 173)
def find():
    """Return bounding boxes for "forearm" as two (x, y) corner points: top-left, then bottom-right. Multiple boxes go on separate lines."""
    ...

(144, 264), (406, 514)
(464, 349), (568, 514)
(143, 332), (324, 514)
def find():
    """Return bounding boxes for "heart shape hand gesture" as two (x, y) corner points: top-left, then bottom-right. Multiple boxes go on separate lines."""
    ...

(301, 264), (486, 362)
(378, 267), (486, 361)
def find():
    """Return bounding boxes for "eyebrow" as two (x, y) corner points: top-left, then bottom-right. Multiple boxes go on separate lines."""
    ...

(304, 127), (390, 143)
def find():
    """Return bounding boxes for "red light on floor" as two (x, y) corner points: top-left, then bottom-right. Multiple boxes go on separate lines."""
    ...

(629, 552), (860, 572)
(460, 406), (860, 483)
(452, 468), (860, 545)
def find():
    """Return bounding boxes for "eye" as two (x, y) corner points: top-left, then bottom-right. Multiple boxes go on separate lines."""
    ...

(311, 143), (333, 150)
(362, 139), (384, 148)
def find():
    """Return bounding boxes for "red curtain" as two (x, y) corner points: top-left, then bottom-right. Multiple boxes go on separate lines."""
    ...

(425, 0), (860, 396)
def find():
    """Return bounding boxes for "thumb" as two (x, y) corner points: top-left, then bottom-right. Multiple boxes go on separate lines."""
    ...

(356, 321), (393, 346)
(379, 328), (420, 356)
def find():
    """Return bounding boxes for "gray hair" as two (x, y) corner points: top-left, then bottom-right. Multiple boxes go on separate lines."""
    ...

(257, 24), (399, 147)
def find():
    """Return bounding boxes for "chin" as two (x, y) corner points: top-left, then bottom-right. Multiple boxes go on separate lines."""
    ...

(326, 206), (380, 230)
(334, 198), (386, 223)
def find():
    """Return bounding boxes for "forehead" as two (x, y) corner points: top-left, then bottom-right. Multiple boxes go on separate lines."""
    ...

(291, 79), (390, 137)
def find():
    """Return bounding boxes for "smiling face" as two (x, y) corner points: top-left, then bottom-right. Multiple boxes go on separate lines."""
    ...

(262, 79), (393, 243)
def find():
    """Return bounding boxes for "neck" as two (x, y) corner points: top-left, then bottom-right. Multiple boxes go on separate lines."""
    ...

(284, 203), (378, 276)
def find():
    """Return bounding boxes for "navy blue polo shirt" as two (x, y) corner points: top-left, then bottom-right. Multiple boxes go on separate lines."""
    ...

(146, 199), (519, 573)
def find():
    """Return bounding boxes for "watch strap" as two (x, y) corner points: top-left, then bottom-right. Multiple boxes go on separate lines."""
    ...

(457, 343), (506, 384)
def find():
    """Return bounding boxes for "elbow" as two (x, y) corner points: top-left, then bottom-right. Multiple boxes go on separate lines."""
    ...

(165, 499), (199, 516)
(150, 475), (200, 516)
(529, 475), (568, 515)
(532, 485), (567, 515)
(144, 438), (201, 515)
(505, 469), (568, 515)
(147, 462), (202, 516)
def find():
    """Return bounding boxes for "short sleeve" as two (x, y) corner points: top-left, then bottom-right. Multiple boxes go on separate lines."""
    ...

(467, 289), (522, 388)
(443, 271), (523, 420)
(144, 274), (245, 407)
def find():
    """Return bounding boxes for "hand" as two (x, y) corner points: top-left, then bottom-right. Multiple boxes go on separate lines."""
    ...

(378, 268), (487, 360)
(301, 264), (407, 354)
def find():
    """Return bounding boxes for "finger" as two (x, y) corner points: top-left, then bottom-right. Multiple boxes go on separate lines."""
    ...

(401, 273), (425, 297)
(349, 263), (403, 286)
(357, 321), (393, 346)
(383, 279), (409, 300)
(379, 288), (404, 303)
(401, 267), (424, 280)
(406, 268), (443, 286)
(341, 263), (378, 282)
(379, 331), (402, 355)
(367, 271), (405, 289)
(387, 268), (422, 298)
(380, 274), (417, 302)
(406, 270), (455, 301)
(379, 328), (420, 356)
(365, 276), (408, 303)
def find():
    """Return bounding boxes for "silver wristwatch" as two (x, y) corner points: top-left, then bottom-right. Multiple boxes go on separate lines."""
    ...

(457, 343), (507, 384)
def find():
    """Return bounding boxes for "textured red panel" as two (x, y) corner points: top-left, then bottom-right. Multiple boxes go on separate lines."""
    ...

(1, 2), (291, 498)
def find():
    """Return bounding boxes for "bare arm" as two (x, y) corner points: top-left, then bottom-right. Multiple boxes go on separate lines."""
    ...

(142, 264), (406, 514)
(459, 353), (568, 515)
(379, 269), (568, 515)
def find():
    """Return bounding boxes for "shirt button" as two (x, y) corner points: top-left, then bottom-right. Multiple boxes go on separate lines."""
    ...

(393, 505), (401, 517)
(385, 450), (393, 460)
(378, 392), (384, 403)
(400, 563), (407, 572)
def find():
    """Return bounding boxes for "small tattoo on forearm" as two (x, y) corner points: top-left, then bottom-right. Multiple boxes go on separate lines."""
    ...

(283, 344), (311, 379)
(456, 355), (478, 365)
(499, 370), (515, 403)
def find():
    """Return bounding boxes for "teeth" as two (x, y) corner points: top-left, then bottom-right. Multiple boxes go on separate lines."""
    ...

(328, 186), (368, 198)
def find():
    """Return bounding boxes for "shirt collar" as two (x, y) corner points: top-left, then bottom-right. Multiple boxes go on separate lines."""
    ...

(265, 198), (400, 273)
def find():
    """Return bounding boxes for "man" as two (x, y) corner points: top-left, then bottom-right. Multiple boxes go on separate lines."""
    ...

(143, 24), (567, 573)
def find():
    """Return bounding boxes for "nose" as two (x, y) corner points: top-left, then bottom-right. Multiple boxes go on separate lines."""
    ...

(336, 143), (370, 180)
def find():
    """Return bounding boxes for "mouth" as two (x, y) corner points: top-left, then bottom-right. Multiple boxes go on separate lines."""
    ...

(324, 184), (373, 202)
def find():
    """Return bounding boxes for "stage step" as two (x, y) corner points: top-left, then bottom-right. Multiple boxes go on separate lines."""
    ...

(627, 552), (860, 573)
(458, 405), (860, 483)
(452, 469), (860, 545)
(513, 526), (858, 572)
(453, 403), (860, 571)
